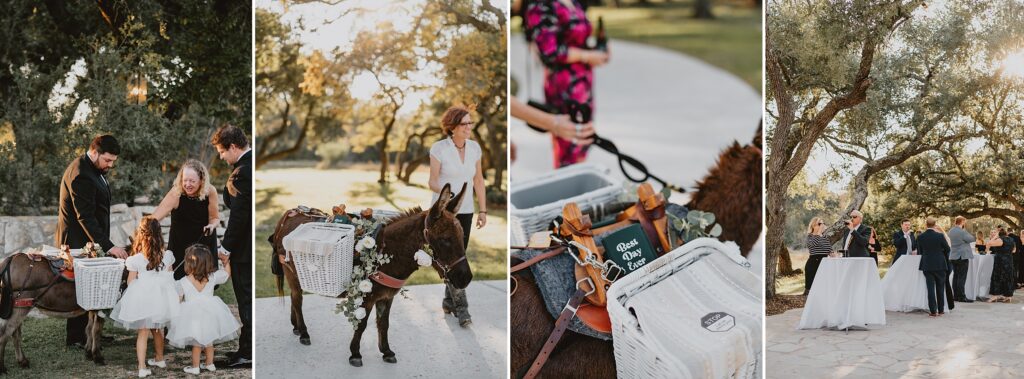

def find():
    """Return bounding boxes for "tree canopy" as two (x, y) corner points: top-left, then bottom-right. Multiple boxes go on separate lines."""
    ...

(0, 0), (252, 215)
(255, 0), (507, 195)
(765, 0), (1024, 298)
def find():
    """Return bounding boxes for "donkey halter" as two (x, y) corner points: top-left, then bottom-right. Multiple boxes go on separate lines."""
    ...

(423, 226), (466, 281)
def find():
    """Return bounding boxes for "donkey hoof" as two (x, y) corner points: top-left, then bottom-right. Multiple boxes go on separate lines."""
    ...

(383, 355), (397, 364)
(292, 328), (301, 336)
(17, 359), (29, 368)
(93, 356), (106, 366)
(299, 337), (311, 345)
(349, 357), (363, 367)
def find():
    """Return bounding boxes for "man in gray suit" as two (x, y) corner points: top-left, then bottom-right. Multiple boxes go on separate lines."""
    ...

(948, 216), (976, 302)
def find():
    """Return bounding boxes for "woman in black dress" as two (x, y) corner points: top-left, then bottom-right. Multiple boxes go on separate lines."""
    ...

(985, 229), (1015, 302)
(152, 159), (220, 280)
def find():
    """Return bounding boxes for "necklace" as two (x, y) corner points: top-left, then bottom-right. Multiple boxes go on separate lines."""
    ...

(452, 139), (466, 150)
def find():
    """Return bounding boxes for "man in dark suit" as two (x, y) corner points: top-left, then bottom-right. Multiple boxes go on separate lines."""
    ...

(918, 217), (951, 316)
(840, 210), (871, 258)
(892, 219), (917, 263)
(56, 135), (128, 347)
(211, 125), (252, 367)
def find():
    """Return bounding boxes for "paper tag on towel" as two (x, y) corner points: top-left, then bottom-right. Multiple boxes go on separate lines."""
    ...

(701, 312), (735, 332)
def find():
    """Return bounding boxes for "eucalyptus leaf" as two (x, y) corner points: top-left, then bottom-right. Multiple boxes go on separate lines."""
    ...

(702, 212), (716, 225)
(710, 224), (722, 237)
(686, 211), (702, 225)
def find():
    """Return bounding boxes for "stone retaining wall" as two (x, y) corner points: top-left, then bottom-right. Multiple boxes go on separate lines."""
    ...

(0, 202), (229, 256)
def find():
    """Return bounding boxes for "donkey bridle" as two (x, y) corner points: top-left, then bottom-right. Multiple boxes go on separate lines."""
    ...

(423, 227), (467, 281)
(368, 215), (468, 289)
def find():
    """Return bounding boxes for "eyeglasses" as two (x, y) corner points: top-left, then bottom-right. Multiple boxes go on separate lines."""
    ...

(817, 222), (825, 226)
(457, 121), (475, 127)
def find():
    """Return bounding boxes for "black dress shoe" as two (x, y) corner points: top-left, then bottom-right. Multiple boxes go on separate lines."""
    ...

(962, 299), (974, 303)
(226, 355), (252, 367)
(66, 342), (84, 349)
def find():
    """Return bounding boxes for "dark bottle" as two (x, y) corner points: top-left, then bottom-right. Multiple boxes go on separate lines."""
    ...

(595, 16), (607, 51)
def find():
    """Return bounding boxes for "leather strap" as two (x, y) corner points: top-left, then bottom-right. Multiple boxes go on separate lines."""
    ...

(634, 200), (666, 256)
(524, 288), (587, 379)
(368, 271), (406, 289)
(510, 247), (566, 274)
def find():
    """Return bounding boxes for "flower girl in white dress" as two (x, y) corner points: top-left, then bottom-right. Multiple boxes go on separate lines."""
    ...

(167, 244), (241, 375)
(109, 216), (180, 378)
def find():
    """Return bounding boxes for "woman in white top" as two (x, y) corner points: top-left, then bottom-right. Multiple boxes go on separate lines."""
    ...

(428, 105), (488, 327)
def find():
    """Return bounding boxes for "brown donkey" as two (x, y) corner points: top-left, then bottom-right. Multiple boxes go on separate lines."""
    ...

(0, 254), (109, 373)
(510, 128), (763, 378)
(269, 183), (474, 367)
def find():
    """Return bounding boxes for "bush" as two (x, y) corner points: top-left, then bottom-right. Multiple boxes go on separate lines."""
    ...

(0, 47), (238, 215)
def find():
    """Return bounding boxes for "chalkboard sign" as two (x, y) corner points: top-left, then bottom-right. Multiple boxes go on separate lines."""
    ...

(601, 224), (659, 276)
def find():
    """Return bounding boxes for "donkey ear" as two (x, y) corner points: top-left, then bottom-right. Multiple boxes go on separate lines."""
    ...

(446, 182), (468, 214)
(430, 183), (452, 221)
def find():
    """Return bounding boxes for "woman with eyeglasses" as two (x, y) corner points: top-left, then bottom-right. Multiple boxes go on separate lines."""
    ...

(428, 105), (488, 327)
(805, 217), (832, 295)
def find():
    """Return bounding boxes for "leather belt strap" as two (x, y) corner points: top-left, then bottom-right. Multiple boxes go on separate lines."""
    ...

(369, 272), (406, 289)
(523, 288), (587, 379)
(634, 201), (666, 256)
(511, 247), (566, 273)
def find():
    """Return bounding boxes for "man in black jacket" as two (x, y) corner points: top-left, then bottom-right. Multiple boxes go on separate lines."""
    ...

(892, 219), (917, 263)
(56, 135), (128, 347)
(918, 217), (951, 316)
(840, 210), (872, 258)
(212, 125), (252, 366)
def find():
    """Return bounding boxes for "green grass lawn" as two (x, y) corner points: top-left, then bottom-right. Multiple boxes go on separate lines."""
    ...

(255, 165), (508, 298)
(1, 314), (246, 378)
(776, 249), (891, 295)
(2, 282), (244, 378)
(513, 0), (762, 91)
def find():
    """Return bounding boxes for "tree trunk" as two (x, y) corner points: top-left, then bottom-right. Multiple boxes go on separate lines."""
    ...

(693, 0), (715, 19)
(778, 245), (797, 276)
(378, 112), (397, 184)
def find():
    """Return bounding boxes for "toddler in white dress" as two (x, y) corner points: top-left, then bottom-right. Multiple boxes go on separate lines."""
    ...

(109, 216), (179, 378)
(167, 244), (240, 375)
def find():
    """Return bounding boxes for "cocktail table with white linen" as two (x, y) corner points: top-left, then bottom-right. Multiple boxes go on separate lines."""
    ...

(797, 257), (886, 330)
(881, 255), (950, 312)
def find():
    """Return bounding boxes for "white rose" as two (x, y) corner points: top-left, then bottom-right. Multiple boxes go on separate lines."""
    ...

(353, 297), (363, 307)
(414, 250), (433, 267)
(354, 308), (366, 319)
(358, 237), (376, 251)
(358, 279), (373, 292)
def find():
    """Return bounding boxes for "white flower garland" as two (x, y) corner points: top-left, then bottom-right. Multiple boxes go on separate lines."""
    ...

(334, 216), (389, 329)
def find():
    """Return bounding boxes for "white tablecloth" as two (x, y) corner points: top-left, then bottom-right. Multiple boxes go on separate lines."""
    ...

(798, 258), (886, 330)
(955, 254), (994, 300)
(881, 255), (950, 312)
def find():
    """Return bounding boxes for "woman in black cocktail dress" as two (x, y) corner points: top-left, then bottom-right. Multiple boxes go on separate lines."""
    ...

(153, 159), (220, 280)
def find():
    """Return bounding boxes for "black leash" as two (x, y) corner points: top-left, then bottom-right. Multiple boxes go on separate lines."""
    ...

(524, 100), (686, 193)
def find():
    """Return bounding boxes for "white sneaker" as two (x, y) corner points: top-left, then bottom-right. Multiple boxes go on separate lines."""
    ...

(183, 366), (201, 375)
(146, 359), (167, 368)
(138, 368), (152, 378)
(200, 363), (217, 372)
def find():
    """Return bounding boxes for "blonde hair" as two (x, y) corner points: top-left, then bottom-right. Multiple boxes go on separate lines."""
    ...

(171, 159), (214, 200)
(807, 217), (824, 235)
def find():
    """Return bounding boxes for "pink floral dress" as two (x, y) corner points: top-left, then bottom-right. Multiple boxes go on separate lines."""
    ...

(526, 0), (594, 168)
